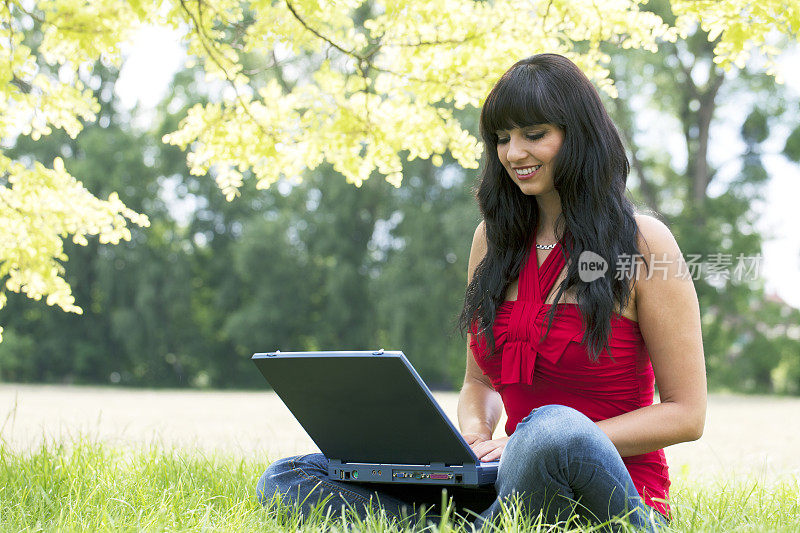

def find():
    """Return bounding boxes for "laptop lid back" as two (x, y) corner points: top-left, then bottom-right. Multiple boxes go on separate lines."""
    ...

(252, 351), (477, 465)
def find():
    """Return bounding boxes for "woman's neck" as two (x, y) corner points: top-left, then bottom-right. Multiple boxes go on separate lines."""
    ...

(535, 193), (563, 241)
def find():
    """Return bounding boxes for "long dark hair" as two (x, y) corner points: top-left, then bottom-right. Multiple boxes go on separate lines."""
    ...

(458, 53), (646, 360)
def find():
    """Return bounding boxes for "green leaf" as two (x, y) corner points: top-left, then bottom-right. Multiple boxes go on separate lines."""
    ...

(783, 124), (800, 163)
(741, 108), (769, 145)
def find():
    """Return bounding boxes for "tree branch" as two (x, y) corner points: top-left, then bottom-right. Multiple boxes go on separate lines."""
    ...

(283, 0), (361, 60)
(179, 0), (271, 139)
(268, 50), (292, 93)
(604, 68), (660, 214)
(693, 67), (725, 202)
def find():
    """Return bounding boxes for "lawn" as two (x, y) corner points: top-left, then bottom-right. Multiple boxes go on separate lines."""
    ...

(1, 438), (798, 532)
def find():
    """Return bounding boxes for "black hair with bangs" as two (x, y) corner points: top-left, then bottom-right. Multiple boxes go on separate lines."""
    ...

(458, 53), (645, 360)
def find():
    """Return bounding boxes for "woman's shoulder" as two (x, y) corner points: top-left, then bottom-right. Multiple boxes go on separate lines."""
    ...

(624, 213), (683, 319)
(632, 212), (680, 259)
(467, 220), (488, 282)
(631, 212), (690, 302)
(472, 220), (487, 243)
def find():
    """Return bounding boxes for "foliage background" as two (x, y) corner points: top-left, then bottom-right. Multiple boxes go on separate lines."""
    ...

(1, 0), (799, 392)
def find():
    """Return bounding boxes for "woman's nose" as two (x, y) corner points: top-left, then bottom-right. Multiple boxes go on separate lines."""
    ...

(506, 136), (527, 162)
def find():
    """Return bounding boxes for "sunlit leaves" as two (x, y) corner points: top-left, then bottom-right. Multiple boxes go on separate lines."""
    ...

(1, 0), (150, 324)
(164, 0), (685, 196)
(0, 154), (149, 324)
(672, 0), (799, 80)
(1, 0), (797, 333)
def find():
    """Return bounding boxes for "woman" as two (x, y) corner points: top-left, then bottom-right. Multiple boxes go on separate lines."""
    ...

(256, 53), (706, 529)
(456, 53), (706, 528)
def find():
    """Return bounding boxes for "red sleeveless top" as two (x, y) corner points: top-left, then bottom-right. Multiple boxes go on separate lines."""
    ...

(469, 235), (670, 516)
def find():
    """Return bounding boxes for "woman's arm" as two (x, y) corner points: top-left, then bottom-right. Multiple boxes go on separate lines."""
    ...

(596, 214), (707, 456)
(456, 221), (504, 443)
(458, 342), (504, 443)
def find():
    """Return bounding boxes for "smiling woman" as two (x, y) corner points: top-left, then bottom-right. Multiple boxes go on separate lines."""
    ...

(455, 53), (706, 530)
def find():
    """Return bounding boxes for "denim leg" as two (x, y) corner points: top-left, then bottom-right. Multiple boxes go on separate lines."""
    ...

(256, 453), (420, 522)
(476, 405), (665, 531)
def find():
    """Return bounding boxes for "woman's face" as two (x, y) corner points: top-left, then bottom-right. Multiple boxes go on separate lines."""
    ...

(496, 123), (564, 196)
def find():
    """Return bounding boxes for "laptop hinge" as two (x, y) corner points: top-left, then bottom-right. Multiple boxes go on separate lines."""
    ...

(430, 462), (445, 469)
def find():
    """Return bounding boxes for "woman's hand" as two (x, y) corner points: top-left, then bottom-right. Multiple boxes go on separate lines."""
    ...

(466, 435), (510, 462)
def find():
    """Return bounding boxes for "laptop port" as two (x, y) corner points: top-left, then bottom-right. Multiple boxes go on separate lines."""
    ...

(455, 474), (463, 483)
(344, 471), (351, 480)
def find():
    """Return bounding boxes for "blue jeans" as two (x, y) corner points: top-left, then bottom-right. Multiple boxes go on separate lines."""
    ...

(257, 405), (666, 530)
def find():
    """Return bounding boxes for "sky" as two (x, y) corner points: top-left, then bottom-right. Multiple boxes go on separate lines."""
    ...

(115, 26), (800, 309)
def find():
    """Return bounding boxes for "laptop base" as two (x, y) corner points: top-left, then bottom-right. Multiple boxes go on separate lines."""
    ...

(328, 459), (499, 487)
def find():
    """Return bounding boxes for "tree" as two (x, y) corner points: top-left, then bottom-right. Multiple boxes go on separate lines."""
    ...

(0, 60), (200, 385)
(1, 2), (151, 340)
(2, 0), (798, 340)
(604, 0), (800, 393)
(371, 155), (478, 387)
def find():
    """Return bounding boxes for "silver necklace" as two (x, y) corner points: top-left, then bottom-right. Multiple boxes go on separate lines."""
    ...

(535, 242), (557, 250)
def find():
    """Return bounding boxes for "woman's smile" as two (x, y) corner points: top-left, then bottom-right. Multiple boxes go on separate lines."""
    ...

(512, 164), (543, 180)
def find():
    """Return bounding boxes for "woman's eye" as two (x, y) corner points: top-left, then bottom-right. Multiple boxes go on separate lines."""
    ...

(496, 133), (544, 144)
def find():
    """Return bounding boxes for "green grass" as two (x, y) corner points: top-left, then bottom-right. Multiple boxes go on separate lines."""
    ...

(0, 438), (797, 532)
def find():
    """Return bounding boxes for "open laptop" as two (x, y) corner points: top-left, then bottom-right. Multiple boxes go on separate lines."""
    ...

(252, 350), (499, 487)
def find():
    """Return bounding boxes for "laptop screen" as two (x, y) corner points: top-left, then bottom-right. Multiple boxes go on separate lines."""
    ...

(253, 351), (477, 465)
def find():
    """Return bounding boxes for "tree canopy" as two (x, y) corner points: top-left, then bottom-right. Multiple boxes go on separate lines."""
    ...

(1, 0), (799, 337)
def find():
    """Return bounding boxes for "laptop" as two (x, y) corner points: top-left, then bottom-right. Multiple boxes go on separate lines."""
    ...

(252, 350), (499, 487)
